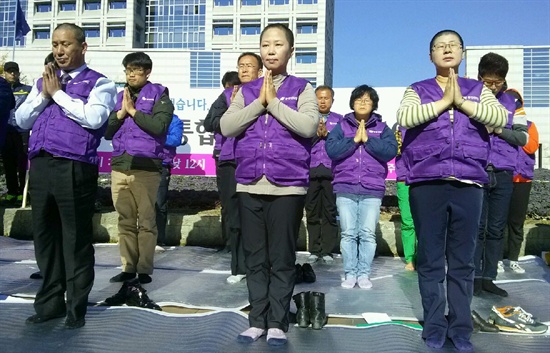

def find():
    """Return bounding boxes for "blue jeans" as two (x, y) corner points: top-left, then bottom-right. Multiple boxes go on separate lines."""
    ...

(336, 193), (381, 278)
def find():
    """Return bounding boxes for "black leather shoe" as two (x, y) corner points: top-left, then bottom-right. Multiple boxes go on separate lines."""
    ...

(138, 274), (152, 284)
(482, 279), (508, 297)
(295, 264), (303, 284)
(26, 312), (66, 324)
(29, 271), (43, 280)
(110, 272), (136, 283)
(302, 263), (316, 283)
(471, 310), (499, 332)
(65, 317), (85, 329)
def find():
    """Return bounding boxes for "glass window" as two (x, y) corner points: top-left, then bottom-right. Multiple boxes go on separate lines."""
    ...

(214, 25), (233, 36)
(108, 27), (126, 37)
(215, 0), (233, 6)
(241, 25), (260, 35)
(297, 24), (317, 34)
(84, 29), (100, 38)
(109, 1), (127, 10)
(36, 4), (52, 12)
(60, 2), (77, 11)
(298, 0), (317, 4)
(296, 48), (317, 64)
(34, 30), (50, 40)
(84, 1), (101, 10)
(269, 0), (288, 4)
(242, 0), (261, 5)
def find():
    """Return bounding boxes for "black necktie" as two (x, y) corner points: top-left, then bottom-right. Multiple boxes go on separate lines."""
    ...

(60, 73), (71, 90)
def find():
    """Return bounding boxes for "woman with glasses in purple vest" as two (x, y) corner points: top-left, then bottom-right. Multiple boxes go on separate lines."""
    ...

(397, 30), (508, 352)
(220, 24), (318, 346)
(326, 85), (397, 290)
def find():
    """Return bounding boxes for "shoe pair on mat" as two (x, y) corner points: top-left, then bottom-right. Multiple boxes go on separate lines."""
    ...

(293, 291), (327, 330)
(110, 272), (152, 284)
(489, 306), (548, 334)
(103, 278), (162, 311)
(295, 263), (316, 284)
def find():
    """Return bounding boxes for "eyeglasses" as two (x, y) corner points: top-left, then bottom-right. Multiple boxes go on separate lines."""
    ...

(432, 42), (463, 52)
(482, 79), (505, 87)
(354, 98), (373, 105)
(124, 68), (145, 75)
(237, 63), (257, 70)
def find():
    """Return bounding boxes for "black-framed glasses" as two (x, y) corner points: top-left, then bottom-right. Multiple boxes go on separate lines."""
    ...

(432, 42), (462, 52)
(123, 68), (145, 75)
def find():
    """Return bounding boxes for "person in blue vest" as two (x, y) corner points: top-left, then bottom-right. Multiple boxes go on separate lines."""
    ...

(474, 52), (528, 296)
(15, 23), (117, 329)
(220, 24), (318, 346)
(326, 85), (397, 289)
(105, 52), (174, 285)
(397, 30), (508, 352)
(204, 53), (263, 284)
(305, 85), (342, 265)
(205, 70), (240, 253)
(1, 61), (31, 207)
(155, 114), (184, 248)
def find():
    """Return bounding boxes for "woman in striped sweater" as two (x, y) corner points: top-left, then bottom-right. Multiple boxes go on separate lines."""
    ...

(396, 29), (508, 353)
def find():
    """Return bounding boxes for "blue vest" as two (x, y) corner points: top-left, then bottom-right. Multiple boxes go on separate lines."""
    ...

(112, 82), (167, 160)
(310, 111), (342, 169)
(488, 91), (519, 171)
(235, 75), (311, 187)
(331, 113), (389, 192)
(29, 68), (105, 164)
(402, 77), (489, 184)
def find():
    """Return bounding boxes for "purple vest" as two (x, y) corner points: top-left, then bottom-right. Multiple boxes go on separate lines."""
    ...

(395, 126), (407, 182)
(488, 92), (518, 171)
(235, 75), (311, 186)
(331, 113), (389, 192)
(402, 77), (489, 185)
(515, 121), (535, 180)
(112, 82), (167, 160)
(219, 88), (237, 161)
(310, 111), (342, 169)
(29, 68), (105, 164)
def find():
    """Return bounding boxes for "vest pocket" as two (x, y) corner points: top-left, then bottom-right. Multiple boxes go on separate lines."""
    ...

(269, 147), (309, 182)
(407, 144), (443, 178)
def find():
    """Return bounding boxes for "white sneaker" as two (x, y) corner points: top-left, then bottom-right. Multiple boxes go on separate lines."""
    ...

(509, 261), (525, 274)
(341, 276), (356, 289)
(322, 255), (334, 264)
(497, 261), (505, 273)
(357, 276), (373, 290)
(307, 254), (319, 264)
(226, 274), (246, 284)
(155, 245), (166, 253)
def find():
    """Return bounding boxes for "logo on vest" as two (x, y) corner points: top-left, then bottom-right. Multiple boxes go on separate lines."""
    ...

(328, 121), (337, 125)
(368, 130), (383, 134)
(280, 96), (298, 101)
(72, 80), (90, 85)
(464, 96), (480, 102)
(141, 97), (155, 101)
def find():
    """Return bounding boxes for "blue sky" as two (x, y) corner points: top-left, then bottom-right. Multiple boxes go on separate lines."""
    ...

(332, 0), (550, 88)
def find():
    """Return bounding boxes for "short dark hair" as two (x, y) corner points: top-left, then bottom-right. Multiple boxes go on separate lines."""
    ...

(122, 52), (153, 71)
(238, 52), (263, 70)
(478, 52), (509, 79)
(44, 52), (55, 65)
(349, 84), (379, 111)
(222, 71), (240, 87)
(429, 29), (464, 53)
(315, 85), (334, 97)
(54, 23), (85, 44)
(260, 24), (294, 48)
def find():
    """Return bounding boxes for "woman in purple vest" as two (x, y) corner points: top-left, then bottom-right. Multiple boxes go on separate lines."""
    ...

(325, 85), (397, 290)
(220, 24), (318, 346)
(396, 30), (508, 352)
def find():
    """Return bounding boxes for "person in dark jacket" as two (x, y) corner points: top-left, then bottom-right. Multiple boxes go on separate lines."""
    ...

(105, 52), (174, 285)
(326, 85), (397, 290)
(1, 61), (31, 207)
(0, 76), (15, 151)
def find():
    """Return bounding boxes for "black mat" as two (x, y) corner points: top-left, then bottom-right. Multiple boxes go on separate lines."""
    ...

(0, 303), (548, 353)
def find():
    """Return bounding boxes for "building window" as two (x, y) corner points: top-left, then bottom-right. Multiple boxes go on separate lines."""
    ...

(59, 2), (77, 11)
(84, 28), (100, 38)
(523, 48), (550, 108)
(303, 77), (317, 87)
(109, 0), (127, 10)
(108, 24), (126, 37)
(298, 0), (317, 4)
(84, 1), (101, 10)
(296, 48), (317, 64)
(34, 26), (51, 40)
(242, 0), (261, 5)
(214, 0), (234, 5)
(269, 0), (288, 4)
(213, 20), (233, 35)
(297, 23), (317, 34)
(190, 52), (221, 88)
(241, 20), (261, 35)
(36, 3), (52, 13)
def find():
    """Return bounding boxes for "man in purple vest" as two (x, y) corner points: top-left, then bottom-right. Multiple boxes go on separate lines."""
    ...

(105, 52), (174, 285)
(204, 53), (263, 284)
(305, 85), (342, 264)
(474, 53), (528, 296)
(15, 23), (117, 329)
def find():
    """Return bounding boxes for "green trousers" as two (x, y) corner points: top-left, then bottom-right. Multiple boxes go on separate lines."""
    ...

(397, 181), (417, 263)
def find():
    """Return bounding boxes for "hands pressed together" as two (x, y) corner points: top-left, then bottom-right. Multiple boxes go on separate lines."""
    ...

(259, 70), (276, 107)
(353, 119), (368, 144)
(41, 63), (62, 99)
(317, 119), (328, 138)
(116, 88), (137, 120)
(442, 68), (466, 110)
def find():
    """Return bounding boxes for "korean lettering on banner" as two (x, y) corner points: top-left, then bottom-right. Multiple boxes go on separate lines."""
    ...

(172, 98), (208, 112)
(195, 119), (214, 146)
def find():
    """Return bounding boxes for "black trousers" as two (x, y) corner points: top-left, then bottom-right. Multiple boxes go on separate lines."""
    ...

(506, 182), (532, 261)
(239, 192), (305, 332)
(155, 165), (171, 245)
(218, 160), (245, 275)
(29, 154), (97, 321)
(410, 180), (482, 341)
(305, 177), (338, 256)
(1, 126), (29, 195)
